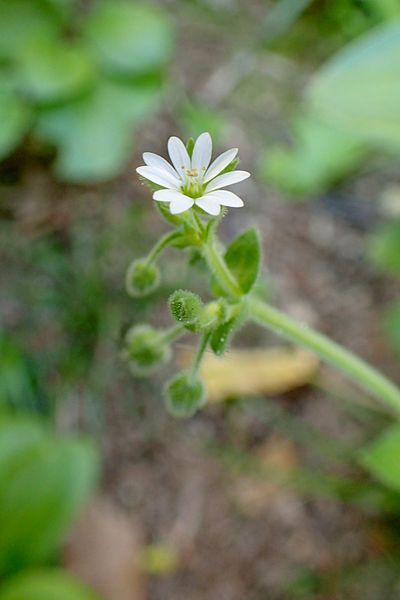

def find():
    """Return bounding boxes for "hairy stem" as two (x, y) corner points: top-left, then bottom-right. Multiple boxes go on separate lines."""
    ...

(202, 233), (242, 299)
(249, 297), (400, 416)
(146, 231), (180, 264)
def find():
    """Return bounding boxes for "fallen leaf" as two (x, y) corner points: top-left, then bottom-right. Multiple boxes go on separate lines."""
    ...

(180, 347), (319, 402)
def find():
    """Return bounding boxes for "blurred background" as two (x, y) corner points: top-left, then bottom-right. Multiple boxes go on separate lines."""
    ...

(0, 1), (400, 599)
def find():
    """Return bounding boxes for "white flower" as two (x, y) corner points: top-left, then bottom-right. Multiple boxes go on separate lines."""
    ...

(136, 132), (250, 216)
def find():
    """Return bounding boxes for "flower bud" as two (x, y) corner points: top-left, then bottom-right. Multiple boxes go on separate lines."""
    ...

(125, 259), (160, 298)
(123, 324), (170, 376)
(164, 371), (205, 418)
(169, 290), (203, 325)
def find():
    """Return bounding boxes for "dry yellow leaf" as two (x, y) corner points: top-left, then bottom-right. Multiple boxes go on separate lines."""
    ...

(179, 347), (319, 402)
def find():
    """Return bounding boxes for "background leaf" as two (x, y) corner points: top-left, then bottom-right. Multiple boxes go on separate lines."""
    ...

(0, 419), (98, 574)
(359, 425), (400, 492)
(84, 0), (173, 76)
(308, 23), (400, 150)
(0, 569), (99, 600)
(262, 115), (365, 197)
(36, 79), (160, 182)
(367, 220), (400, 275)
(0, 79), (31, 160)
(17, 38), (94, 103)
(0, 0), (61, 59)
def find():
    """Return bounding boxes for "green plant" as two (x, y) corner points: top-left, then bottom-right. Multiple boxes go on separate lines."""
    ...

(0, 0), (173, 183)
(123, 132), (400, 419)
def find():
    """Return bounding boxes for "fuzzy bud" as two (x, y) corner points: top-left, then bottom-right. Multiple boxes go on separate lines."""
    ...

(125, 259), (160, 298)
(164, 371), (205, 418)
(123, 324), (170, 376)
(169, 290), (203, 325)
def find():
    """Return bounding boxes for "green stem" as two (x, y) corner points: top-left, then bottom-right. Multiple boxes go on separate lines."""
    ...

(161, 324), (186, 344)
(190, 331), (211, 381)
(202, 235), (242, 299)
(146, 231), (179, 264)
(248, 297), (400, 416)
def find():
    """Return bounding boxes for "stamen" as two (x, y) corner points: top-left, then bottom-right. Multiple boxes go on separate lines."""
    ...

(186, 168), (199, 177)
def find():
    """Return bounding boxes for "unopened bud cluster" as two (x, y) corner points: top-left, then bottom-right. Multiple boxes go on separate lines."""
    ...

(126, 259), (160, 298)
(122, 324), (170, 376)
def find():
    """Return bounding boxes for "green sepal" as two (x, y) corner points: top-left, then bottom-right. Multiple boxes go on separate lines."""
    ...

(156, 202), (184, 226)
(211, 227), (261, 296)
(218, 156), (239, 175)
(186, 137), (194, 157)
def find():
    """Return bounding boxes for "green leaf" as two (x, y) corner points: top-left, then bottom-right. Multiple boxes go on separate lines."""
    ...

(84, 0), (173, 76)
(359, 425), (400, 492)
(0, 79), (31, 161)
(0, 569), (100, 600)
(0, 419), (98, 574)
(36, 78), (160, 182)
(308, 23), (400, 150)
(262, 115), (365, 197)
(212, 228), (261, 296)
(367, 220), (400, 274)
(0, 0), (61, 59)
(17, 38), (94, 103)
(383, 302), (400, 359)
(210, 305), (247, 356)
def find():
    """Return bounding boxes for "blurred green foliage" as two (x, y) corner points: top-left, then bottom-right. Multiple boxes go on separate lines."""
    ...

(0, 416), (99, 596)
(263, 20), (400, 197)
(0, 0), (173, 182)
(0, 569), (100, 600)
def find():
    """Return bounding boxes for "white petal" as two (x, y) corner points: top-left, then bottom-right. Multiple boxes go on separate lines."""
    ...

(205, 170), (250, 192)
(168, 136), (191, 179)
(195, 196), (221, 216)
(204, 148), (238, 182)
(170, 196), (194, 214)
(207, 190), (244, 207)
(153, 189), (186, 202)
(191, 132), (212, 174)
(136, 166), (181, 189)
(143, 152), (180, 178)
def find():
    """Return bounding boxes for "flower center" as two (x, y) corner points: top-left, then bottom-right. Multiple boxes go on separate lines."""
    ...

(181, 167), (205, 198)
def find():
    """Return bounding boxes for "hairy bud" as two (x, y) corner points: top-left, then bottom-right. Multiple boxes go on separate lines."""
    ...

(126, 259), (160, 298)
(164, 371), (205, 418)
(169, 290), (203, 325)
(123, 324), (170, 376)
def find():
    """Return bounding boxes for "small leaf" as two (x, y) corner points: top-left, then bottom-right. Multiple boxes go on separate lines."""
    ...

(367, 220), (400, 274)
(212, 228), (261, 296)
(17, 38), (94, 103)
(210, 304), (247, 356)
(0, 569), (100, 600)
(84, 0), (173, 76)
(359, 425), (400, 492)
(0, 79), (31, 160)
